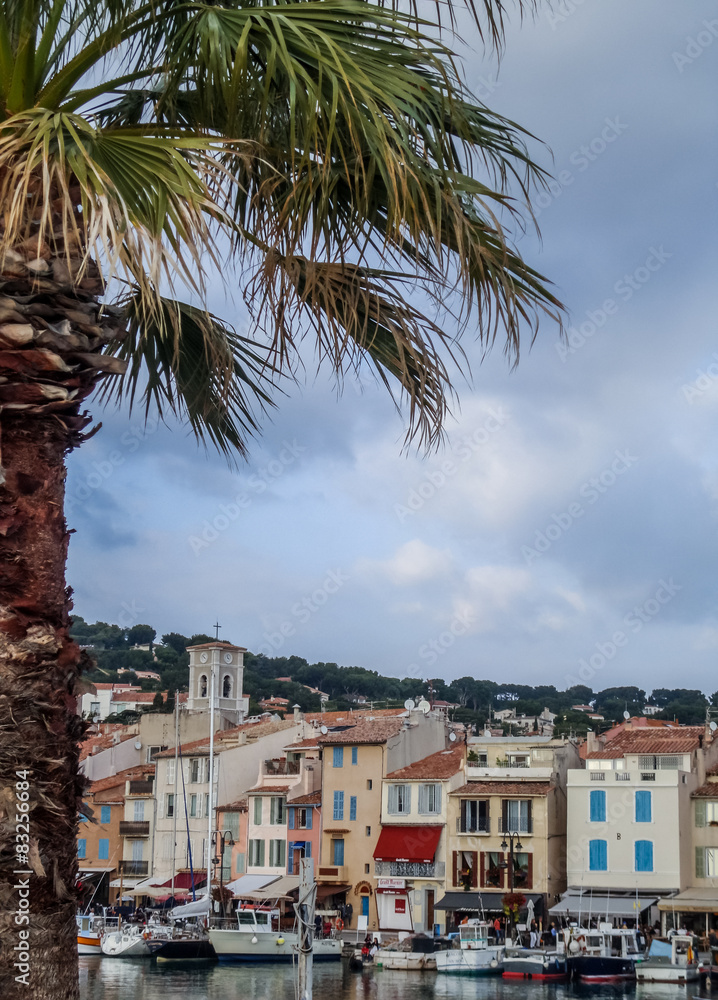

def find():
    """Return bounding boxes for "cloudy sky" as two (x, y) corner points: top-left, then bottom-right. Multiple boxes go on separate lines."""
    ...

(66, 0), (718, 696)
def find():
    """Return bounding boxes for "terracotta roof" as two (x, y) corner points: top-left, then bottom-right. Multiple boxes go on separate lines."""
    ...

(451, 781), (554, 796)
(111, 690), (169, 703)
(288, 790), (321, 805)
(88, 764), (154, 794)
(284, 737), (321, 750)
(318, 718), (405, 745)
(78, 729), (136, 761)
(386, 744), (464, 780)
(217, 799), (248, 812)
(246, 784), (290, 795)
(186, 641), (247, 651)
(587, 726), (704, 759)
(92, 682), (141, 691)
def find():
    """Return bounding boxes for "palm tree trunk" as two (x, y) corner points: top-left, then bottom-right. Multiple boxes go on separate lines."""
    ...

(0, 235), (125, 997)
(0, 413), (84, 998)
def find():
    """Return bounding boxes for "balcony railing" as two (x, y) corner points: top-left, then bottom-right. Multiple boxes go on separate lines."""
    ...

(128, 780), (153, 795)
(457, 817), (490, 834)
(497, 818), (533, 835)
(263, 760), (300, 776)
(118, 860), (148, 876)
(615, 772), (631, 781)
(375, 861), (445, 878)
(589, 771), (606, 781)
(119, 821), (150, 837)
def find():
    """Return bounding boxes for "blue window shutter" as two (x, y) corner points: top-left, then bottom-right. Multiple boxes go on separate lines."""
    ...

(350, 796), (357, 821)
(333, 747), (344, 768)
(333, 839), (345, 865)
(589, 839), (607, 871)
(589, 790), (606, 822)
(352, 747), (358, 765)
(98, 838), (109, 860)
(100, 805), (111, 824)
(288, 808), (295, 830)
(635, 840), (653, 872)
(305, 842), (311, 858)
(306, 808), (313, 830)
(635, 790), (651, 823)
(78, 839), (86, 859)
(334, 791), (344, 821)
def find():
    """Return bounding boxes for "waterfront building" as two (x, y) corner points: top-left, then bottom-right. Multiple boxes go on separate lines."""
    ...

(216, 799), (248, 883)
(316, 710), (448, 933)
(439, 735), (581, 929)
(560, 721), (718, 929)
(376, 743), (465, 934)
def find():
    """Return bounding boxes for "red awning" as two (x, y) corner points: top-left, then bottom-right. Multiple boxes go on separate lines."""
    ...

(159, 873), (206, 891)
(373, 825), (442, 863)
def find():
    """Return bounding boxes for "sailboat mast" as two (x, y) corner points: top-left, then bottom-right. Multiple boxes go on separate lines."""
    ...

(206, 654), (216, 903)
(171, 692), (179, 897)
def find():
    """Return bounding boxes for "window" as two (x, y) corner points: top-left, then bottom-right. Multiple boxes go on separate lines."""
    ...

(502, 799), (531, 833)
(98, 839), (109, 860)
(333, 747), (344, 768)
(223, 812), (240, 840)
(482, 851), (501, 888)
(189, 794), (198, 818)
(364, 863), (370, 874)
(639, 754), (683, 771)
(460, 799), (489, 833)
(253, 797), (262, 826)
(296, 808), (312, 830)
(332, 839), (345, 866)
(204, 793), (209, 818)
(366, 779), (373, 790)
(270, 797), (285, 825)
(387, 784), (411, 815)
(100, 805), (111, 824)
(90, 701), (100, 717)
(455, 849), (478, 888)
(351, 747), (358, 765)
(511, 852), (532, 889)
(133, 800), (144, 822)
(78, 839), (86, 859)
(333, 791), (344, 821)
(248, 839), (265, 867)
(350, 796), (357, 821)
(131, 840), (143, 862)
(190, 758), (200, 783)
(166, 794), (175, 818)
(635, 790), (652, 823)
(366, 826), (371, 837)
(199, 674), (207, 698)
(418, 784), (441, 815)
(223, 674), (232, 698)
(695, 800), (718, 827)
(635, 840), (654, 872)
(269, 839), (286, 867)
(696, 847), (718, 878)
(589, 839), (608, 871)
(167, 759), (175, 784)
(589, 789), (606, 822)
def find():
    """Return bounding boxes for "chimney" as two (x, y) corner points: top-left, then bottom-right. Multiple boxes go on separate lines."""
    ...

(293, 704), (303, 722)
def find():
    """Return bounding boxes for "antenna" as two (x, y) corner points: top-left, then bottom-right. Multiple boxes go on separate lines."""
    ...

(403, 699), (415, 711)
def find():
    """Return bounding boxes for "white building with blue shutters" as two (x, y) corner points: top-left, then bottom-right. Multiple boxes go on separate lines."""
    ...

(558, 722), (718, 927)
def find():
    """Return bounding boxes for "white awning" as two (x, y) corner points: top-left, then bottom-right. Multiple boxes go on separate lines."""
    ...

(550, 892), (657, 918)
(225, 874), (279, 896)
(240, 875), (300, 901)
(658, 889), (718, 913)
(170, 894), (211, 919)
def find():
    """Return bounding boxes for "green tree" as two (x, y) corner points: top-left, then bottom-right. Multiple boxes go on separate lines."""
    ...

(127, 624), (157, 648)
(0, 0), (562, 994)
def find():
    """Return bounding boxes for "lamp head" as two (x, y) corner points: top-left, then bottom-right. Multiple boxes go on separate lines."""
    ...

(516, 840), (523, 851)
(500, 839), (507, 851)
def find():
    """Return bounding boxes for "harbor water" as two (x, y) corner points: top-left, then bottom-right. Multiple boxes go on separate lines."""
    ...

(78, 957), (711, 1000)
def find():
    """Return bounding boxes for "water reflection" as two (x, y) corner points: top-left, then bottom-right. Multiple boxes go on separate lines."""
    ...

(79, 958), (711, 1000)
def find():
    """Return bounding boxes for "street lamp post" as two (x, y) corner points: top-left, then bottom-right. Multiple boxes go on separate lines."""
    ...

(500, 830), (523, 944)
(212, 829), (235, 919)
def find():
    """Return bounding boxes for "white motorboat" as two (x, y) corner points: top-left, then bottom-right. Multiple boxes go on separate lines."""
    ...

(636, 934), (701, 983)
(208, 906), (342, 963)
(100, 924), (165, 958)
(435, 921), (504, 975)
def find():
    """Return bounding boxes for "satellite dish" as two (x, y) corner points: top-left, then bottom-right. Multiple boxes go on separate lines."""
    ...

(483, 729), (492, 737)
(134, 741), (142, 750)
(449, 732), (457, 742)
(404, 699), (415, 711)
(320, 725), (328, 735)
(711, 722), (717, 732)
(418, 700), (430, 714)
(623, 711), (630, 720)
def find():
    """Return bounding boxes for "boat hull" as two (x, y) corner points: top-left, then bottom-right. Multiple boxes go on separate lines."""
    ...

(636, 963), (700, 983)
(101, 932), (164, 958)
(375, 951), (437, 970)
(570, 956), (636, 982)
(154, 938), (217, 962)
(77, 934), (103, 956)
(436, 949), (503, 975)
(503, 954), (569, 981)
(208, 929), (342, 963)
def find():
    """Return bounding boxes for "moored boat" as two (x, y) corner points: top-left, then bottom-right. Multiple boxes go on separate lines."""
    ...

(76, 914), (104, 955)
(565, 925), (643, 982)
(502, 948), (569, 980)
(100, 924), (165, 958)
(435, 921), (504, 976)
(636, 934), (701, 983)
(208, 905), (342, 963)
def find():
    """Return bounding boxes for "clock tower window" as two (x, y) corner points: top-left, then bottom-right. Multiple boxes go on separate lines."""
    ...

(223, 674), (232, 698)
(199, 674), (208, 698)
